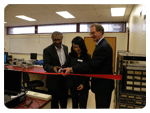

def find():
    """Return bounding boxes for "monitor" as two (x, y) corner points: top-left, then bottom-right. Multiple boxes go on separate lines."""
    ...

(4, 54), (6, 63)
(4, 52), (8, 63)
(30, 53), (37, 60)
(4, 70), (22, 95)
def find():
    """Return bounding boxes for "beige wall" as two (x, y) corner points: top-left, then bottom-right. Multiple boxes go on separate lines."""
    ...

(4, 27), (127, 71)
(128, 4), (146, 54)
(4, 30), (127, 59)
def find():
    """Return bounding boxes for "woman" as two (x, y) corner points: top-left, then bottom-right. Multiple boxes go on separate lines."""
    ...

(62, 36), (91, 108)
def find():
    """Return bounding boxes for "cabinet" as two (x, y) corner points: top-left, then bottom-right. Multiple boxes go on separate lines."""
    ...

(115, 51), (146, 108)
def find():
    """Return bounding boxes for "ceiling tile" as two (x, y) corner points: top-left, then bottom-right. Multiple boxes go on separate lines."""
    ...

(76, 17), (91, 23)
(110, 4), (127, 8)
(81, 9), (98, 17)
(96, 9), (111, 16)
(76, 4), (94, 10)
(124, 5), (134, 16)
(100, 16), (112, 22)
(45, 4), (65, 12)
(4, 4), (134, 27)
(68, 18), (80, 23)
(60, 4), (80, 11)
(68, 10), (86, 17)
(88, 16), (101, 22)
(29, 5), (53, 14)
(123, 16), (129, 21)
(111, 17), (124, 21)
(93, 4), (110, 9)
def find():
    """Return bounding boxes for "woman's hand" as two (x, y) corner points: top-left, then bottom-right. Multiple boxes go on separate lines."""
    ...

(77, 84), (84, 90)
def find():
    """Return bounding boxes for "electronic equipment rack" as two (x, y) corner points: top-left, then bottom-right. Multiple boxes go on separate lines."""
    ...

(115, 51), (146, 108)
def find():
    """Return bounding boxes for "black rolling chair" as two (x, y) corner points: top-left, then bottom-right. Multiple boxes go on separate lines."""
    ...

(23, 72), (44, 90)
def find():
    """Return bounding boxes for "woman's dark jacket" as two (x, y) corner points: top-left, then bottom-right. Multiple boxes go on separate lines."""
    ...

(62, 53), (91, 90)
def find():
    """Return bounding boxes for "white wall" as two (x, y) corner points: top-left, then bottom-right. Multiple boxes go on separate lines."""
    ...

(4, 27), (127, 71)
(128, 4), (146, 54)
(4, 31), (127, 59)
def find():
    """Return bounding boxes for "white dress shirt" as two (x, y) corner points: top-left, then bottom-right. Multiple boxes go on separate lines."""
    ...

(55, 45), (66, 66)
(96, 37), (104, 45)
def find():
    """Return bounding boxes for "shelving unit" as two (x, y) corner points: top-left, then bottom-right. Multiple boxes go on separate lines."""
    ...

(115, 51), (146, 108)
(119, 66), (146, 108)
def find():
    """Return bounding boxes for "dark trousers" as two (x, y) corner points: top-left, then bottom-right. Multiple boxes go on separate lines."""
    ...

(48, 87), (68, 109)
(95, 92), (112, 108)
(70, 88), (89, 109)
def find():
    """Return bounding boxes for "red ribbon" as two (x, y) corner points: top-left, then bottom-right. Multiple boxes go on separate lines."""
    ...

(41, 73), (122, 80)
(5, 65), (122, 80)
(37, 72), (122, 80)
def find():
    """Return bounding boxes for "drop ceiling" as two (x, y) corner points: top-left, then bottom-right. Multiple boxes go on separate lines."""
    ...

(4, 4), (134, 27)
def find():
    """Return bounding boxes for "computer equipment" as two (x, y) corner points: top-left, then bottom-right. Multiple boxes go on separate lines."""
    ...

(4, 54), (6, 63)
(30, 53), (37, 60)
(4, 69), (22, 95)
(22, 61), (33, 68)
(30, 53), (37, 64)
(4, 92), (26, 108)
(7, 55), (12, 61)
(4, 52), (10, 66)
(12, 58), (24, 67)
(4, 53), (9, 66)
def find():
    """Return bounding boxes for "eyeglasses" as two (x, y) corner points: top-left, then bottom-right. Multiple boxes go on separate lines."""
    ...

(89, 32), (95, 35)
(52, 39), (62, 42)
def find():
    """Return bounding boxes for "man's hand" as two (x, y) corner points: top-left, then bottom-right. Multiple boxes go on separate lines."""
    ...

(61, 67), (72, 73)
(77, 84), (84, 90)
(53, 66), (60, 73)
(61, 67), (72, 77)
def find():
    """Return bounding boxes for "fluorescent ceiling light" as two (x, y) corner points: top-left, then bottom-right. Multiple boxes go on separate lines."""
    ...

(111, 8), (126, 16)
(16, 15), (36, 21)
(56, 11), (75, 19)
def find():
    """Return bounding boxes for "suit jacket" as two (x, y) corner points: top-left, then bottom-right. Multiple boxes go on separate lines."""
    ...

(72, 38), (114, 94)
(62, 53), (91, 90)
(43, 44), (68, 90)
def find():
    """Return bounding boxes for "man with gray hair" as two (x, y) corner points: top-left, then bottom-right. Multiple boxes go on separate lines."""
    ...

(43, 31), (68, 108)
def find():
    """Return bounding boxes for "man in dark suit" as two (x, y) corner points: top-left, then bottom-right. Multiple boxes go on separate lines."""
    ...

(62, 23), (114, 108)
(43, 31), (68, 109)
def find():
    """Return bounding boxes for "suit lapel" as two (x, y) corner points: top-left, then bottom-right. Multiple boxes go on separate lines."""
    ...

(97, 38), (105, 47)
(62, 45), (68, 59)
(93, 38), (105, 56)
(51, 44), (60, 65)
